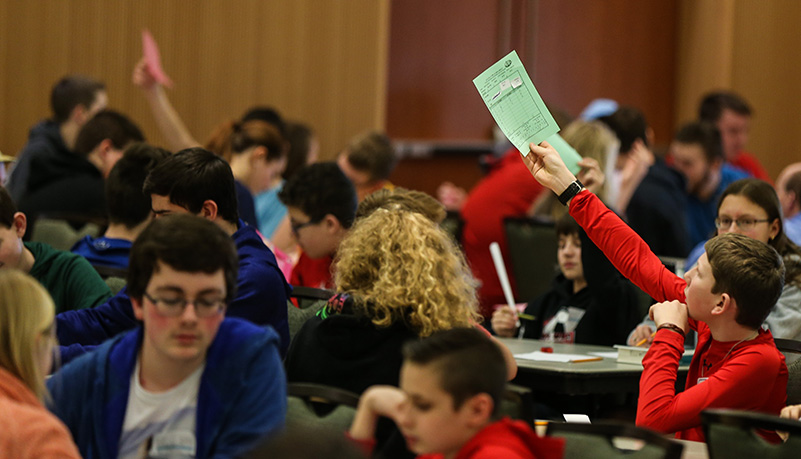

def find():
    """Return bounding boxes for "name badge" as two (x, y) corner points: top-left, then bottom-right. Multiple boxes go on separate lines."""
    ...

(149, 430), (196, 458)
(697, 377), (708, 384)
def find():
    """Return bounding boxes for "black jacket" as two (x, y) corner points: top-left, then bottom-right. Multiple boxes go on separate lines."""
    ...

(522, 231), (642, 346)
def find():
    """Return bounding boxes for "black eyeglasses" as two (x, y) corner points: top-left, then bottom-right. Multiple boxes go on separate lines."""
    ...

(143, 292), (226, 318)
(291, 218), (321, 234)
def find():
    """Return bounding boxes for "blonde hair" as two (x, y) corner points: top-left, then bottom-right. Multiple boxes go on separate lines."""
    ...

(356, 187), (446, 224)
(0, 270), (56, 400)
(531, 120), (618, 220)
(334, 210), (480, 336)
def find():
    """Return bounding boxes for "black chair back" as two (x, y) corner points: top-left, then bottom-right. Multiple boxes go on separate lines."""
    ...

(546, 421), (683, 459)
(286, 383), (360, 434)
(503, 217), (558, 302)
(702, 408), (801, 459)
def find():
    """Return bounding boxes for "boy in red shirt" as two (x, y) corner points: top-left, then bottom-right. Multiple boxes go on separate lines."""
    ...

(521, 140), (787, 442)
(348, 328), (563, 458)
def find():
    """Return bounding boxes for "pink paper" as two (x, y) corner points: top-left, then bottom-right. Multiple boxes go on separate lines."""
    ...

(142, 29), (173, 88)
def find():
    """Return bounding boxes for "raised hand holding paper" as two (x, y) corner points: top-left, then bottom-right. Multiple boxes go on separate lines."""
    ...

(473, 50), (558, 154)
(142, 29), (174, 88)
(473, 50), (581, 175)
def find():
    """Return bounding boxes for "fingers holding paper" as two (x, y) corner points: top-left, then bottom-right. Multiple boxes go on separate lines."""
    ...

(522, 141), (578, 196)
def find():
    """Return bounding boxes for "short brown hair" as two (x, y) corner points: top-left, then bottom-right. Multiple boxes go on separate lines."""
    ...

(344, 131), (396, 182)
(705, 233), (784, 328)
(355, 187), (445, 224)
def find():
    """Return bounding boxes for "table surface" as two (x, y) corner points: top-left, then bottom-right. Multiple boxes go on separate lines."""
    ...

(499, 338), (689, 395)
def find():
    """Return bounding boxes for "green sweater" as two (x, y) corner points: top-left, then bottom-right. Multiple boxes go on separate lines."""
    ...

(26, 242), (112, 313)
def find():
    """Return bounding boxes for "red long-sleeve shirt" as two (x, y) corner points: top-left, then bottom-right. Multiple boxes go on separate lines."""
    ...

(569, 190), (787, 442)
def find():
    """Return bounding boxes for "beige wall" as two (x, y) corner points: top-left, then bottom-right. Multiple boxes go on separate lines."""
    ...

(0, 1), (389, 161)
(676, 0), (801, 180)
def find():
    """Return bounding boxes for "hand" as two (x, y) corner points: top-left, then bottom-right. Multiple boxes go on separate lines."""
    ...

(437, 181), (467, 211)
(576, 157), (605, 195)
(648, 300), (689, 333)
(491, 307), (519, 338)
(349, 386), (407, 441)
(781, 404), (801, 421)
(520, 141), (578, 196)
(132, 58), (159, 92)
(628, 324), (655, 346)
(620, 140), (654, 187)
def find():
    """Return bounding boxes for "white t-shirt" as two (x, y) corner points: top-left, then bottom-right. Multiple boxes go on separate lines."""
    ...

(118, 360), (205, 459)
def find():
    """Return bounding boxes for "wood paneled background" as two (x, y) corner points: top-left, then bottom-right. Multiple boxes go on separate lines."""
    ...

(0, 0), (798, 190)
(0, 1), (389, 161)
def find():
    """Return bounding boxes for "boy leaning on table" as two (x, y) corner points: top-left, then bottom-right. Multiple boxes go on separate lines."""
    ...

(348, 328), (564, 459)
(519, 140), (788, 442)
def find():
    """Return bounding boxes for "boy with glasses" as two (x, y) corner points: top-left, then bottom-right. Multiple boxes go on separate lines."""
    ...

(48, 214), (286, 458)
(278, 162), (357, 289)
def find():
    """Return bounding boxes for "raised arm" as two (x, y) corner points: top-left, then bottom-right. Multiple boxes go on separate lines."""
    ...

(132, 58), (200, 151)
(520, 143), (686, 303)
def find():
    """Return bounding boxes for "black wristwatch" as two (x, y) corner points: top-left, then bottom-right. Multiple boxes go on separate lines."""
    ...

(557, 179), (584, 206)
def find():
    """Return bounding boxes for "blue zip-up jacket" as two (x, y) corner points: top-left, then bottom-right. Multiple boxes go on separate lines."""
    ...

(56, 221), (291, 361)
(47, 318), (287, 459)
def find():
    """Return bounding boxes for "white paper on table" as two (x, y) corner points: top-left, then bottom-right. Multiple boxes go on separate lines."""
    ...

(514, 351), (601, 363)
(588, 351), (618, 359)
(563, 414), (591, 423)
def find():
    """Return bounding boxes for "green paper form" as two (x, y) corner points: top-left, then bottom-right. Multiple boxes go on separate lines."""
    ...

(473, 50), (581, 174)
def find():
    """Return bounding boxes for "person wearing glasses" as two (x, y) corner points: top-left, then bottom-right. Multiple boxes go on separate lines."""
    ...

(48, 214), (286, 459)
(629, 178), (801, 345)
(278, 162), (357, 289)
(56, 148), (291, 360)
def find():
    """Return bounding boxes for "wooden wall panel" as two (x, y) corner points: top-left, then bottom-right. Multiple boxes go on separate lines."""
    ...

(675, 0), (801, 180)
(533, 0), (679, 146)
(0, 1), (389, 162)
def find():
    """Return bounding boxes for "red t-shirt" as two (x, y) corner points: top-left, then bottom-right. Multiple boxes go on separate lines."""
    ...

(730, 150), (771, 183)
(289, 252), (334, 290)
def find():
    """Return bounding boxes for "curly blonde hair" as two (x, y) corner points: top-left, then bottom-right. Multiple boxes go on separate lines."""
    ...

(334, 209), (480, 336)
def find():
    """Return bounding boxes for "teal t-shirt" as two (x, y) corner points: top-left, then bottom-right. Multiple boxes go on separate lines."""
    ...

(26, 241), (112, 313)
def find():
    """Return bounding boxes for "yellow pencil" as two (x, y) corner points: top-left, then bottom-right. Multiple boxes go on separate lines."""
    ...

(635, 332), (657, 347)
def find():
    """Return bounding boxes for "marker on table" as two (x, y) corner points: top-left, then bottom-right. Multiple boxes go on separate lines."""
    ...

(635, 332), (657, 347)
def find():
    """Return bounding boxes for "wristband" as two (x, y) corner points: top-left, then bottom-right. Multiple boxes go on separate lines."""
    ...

(557, 179), (584, 206)
(657, 322), (685, 336)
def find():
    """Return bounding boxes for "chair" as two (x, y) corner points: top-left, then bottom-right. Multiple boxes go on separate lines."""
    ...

(546, 421), (683, 459)
(497, 384), (535, 427)
(290, 286), (334, 310)
(774, 338), (801, 404)
(702, 408), (801, 459)
(287, 300), (326, 344)
(503, 217), (558, 302)
(28, 217), (102, 251)
(286, 383), (360, 433)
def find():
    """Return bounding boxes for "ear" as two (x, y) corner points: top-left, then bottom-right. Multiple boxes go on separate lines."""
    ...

(12, 212), (27, 238)
(711, 292), (733, 317)
(199, 200), (219, 221)
(97, 138), (114, 157)
(250, 146), (268, 164)
(70, 103), (89, 125)
(460, 393), (494, 428)
(131, 296), (145, 321)
(322, 214), (343, 234)
(769, 218), (781, 241)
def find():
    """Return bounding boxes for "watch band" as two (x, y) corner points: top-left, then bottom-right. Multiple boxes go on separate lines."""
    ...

(557, 179), (584, 206)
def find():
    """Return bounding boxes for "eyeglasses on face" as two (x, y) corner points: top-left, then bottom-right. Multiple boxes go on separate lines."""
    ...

(143, 292), (226, 318)
(290, 218), (321, 234)
(714, 217), (771, 231)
